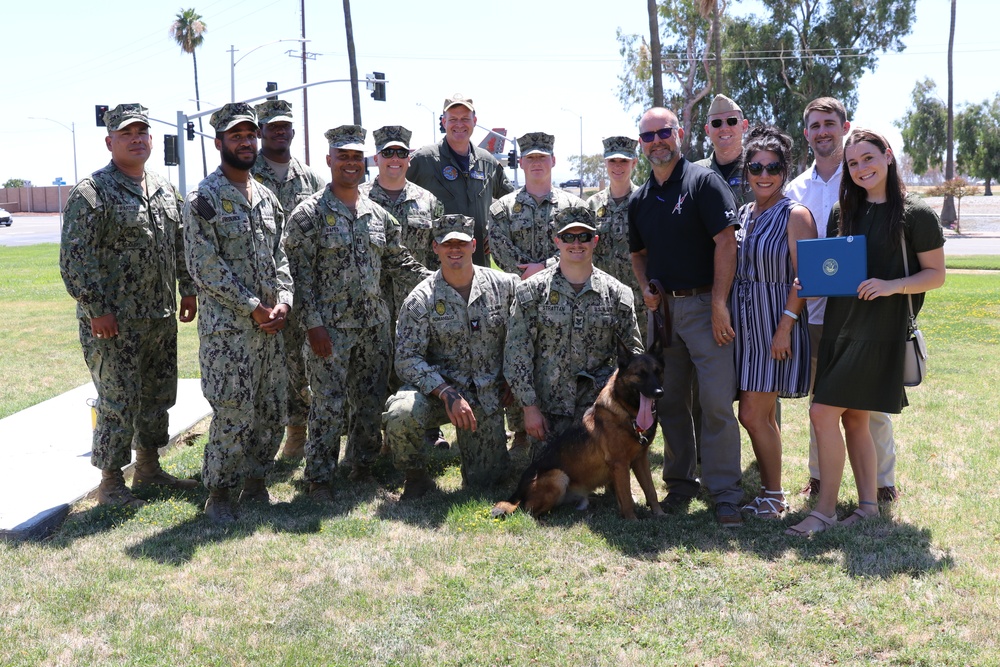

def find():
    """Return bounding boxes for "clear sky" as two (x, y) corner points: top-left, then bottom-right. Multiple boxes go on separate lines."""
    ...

(1, 0), (995, 192)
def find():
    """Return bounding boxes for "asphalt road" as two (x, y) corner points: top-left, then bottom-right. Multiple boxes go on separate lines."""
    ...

(3, 213), (1000, 255)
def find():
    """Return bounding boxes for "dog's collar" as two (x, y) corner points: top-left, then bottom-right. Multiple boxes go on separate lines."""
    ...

(631, 419), (650, 446)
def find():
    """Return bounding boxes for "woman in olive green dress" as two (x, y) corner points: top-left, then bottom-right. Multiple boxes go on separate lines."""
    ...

(786, 129), (946, 536)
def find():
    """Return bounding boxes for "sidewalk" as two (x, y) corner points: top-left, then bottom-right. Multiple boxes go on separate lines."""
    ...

(0, 380), (210, 540)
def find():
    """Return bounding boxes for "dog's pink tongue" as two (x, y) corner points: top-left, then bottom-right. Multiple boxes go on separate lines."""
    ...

(637, 395), (655, 431)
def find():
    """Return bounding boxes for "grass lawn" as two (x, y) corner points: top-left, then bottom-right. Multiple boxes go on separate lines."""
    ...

(1, 245), (999, 665)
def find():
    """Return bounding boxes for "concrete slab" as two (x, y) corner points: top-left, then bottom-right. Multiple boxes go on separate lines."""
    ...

(0, 379), (210, 540)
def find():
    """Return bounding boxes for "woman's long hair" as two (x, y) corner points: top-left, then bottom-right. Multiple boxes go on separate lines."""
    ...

(839, 129), (906, 246)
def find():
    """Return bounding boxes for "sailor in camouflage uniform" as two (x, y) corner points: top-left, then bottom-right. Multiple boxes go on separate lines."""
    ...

(283, 125), (429, 500)
(251, 99), (327, 460)
(488, 132), (587, 280)
(60, 103), (199, 508)
(504, 207), (642, 454)
(183, 103), (293, 523)
(384, 215), (518, 497)
(587, 135), (645, 324)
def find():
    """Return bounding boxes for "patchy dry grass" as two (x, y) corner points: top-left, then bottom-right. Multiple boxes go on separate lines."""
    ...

(0, 247), (998, 665)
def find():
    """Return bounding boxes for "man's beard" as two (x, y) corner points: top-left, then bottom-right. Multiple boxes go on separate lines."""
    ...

(221, 144), (255, 170)
(645, 145), (678, 166)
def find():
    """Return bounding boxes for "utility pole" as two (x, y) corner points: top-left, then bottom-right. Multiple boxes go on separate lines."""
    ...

(301, 0), (311, 164)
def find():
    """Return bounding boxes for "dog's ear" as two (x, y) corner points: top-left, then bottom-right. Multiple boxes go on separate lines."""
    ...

(616, 336), (633, 370)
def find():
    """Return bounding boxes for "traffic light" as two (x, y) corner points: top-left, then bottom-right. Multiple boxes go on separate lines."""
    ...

(164, 135), (179, 166)
(95, 105), (110, 127)
(370, 71), (386, 102)
(507, 149), (518, 169)
(186, 122), (195, 141)
(266, 82), (278, 101)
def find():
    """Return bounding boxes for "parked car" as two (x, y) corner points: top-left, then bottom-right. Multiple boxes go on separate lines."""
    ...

(0, 207), (12, 227)
(559, 179), (583, 189)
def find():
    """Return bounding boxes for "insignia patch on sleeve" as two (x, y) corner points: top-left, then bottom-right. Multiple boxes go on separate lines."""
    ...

(193, 195), (216, 221)
(77, 181), (101, 209)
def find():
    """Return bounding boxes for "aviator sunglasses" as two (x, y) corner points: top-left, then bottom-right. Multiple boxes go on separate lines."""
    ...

(638, 127), (677, 143)
(747, 161), (784, 176)
(558, 231), (594, 244)
(380, 148), (410, 159)
(710, 116), (741, 129)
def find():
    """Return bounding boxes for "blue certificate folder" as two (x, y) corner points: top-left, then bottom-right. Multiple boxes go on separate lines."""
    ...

(797, 235), (867, 297)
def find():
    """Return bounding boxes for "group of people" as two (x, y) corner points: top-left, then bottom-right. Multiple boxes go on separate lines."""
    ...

(60, 90), (945, 533)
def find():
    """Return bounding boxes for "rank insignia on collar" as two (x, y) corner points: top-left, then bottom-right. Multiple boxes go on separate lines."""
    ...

(598, 206), (607, 218)
(512, 202), (522, 214)
(549, 291), (559, 305)
(254, 174), (264, 183)
(435, 300), (446, 315)
(222, 200), (234, 214)
(470, 318), (480, 331)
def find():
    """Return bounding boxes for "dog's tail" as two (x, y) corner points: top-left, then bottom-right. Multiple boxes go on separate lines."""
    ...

(490, 500), (521, 517)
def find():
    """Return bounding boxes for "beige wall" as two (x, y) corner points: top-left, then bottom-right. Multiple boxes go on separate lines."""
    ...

(0, 186), (72, 213)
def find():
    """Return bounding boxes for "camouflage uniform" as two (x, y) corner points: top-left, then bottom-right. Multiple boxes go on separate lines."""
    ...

(283, 126), (429, 485)
(385, 262), (518, 487)
(183, 164), (292, 490)
(588, 182), (644, 325)
(360, 179), (443, 316)
(61, 150), (195, 471)
(488, 133), (587, 274)
(505, 264), (642, 442)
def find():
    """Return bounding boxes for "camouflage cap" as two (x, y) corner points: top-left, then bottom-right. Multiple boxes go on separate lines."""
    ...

(602, 136), (638, 159)
(432, 214), (475, 244)
(443, 94), (475, 113)
(519, 132), (555, 156)
(374, 125), (412, 152)
(255, 100), (294, 125)
(210, 103), (259, 132)
(554, 206), (597, 234)
(104, 103), (149, 132)
(707, 94), (742, 117)
(324, 125), (366, 151)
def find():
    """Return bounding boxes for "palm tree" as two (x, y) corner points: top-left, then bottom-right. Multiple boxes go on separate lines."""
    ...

(170, 8), (209, 179)
(940, 0), (957, 225)
(343, 0), (362, 125)
(647, 0), (664, 107)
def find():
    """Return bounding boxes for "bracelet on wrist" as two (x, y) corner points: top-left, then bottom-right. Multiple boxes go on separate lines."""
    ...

(782, 309), (799, 321)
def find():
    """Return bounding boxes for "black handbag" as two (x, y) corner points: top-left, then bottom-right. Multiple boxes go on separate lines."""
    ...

(901, 230), (927, 387)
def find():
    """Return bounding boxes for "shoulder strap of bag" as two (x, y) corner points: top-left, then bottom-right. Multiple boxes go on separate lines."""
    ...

(900, 229), (917, 334)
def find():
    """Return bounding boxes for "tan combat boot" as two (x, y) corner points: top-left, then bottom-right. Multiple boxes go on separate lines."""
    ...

(308, 481), (334, 503)
(132, 448), (199, 491)
(205, 487), (236, 524)
(96, 468), (146, 508)
(401, 468), (435, 500)
(238, 477), (270, 504)
(280, 425), (307, 459)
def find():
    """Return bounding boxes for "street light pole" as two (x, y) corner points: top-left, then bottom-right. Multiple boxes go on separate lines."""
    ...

(29, 117), (78, 184)
(416, 103), (438, 144)
(229, 38), (311, 102)
(561, 107), (584, 197)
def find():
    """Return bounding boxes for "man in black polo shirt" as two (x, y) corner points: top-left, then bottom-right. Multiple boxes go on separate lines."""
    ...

(628, 106), (744, 527)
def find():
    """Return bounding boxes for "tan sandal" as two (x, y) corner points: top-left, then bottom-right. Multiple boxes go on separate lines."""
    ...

(839, 501), (879, 527)
(785, 510), (838, 536)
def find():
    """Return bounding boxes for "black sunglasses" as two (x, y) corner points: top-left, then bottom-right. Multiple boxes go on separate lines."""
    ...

(558, 231), (594, 244)
(380, 148), (410, 159)
(710, 116), (741, 128)
(638, 127), (676, 143)
(747, 161), (784, 176)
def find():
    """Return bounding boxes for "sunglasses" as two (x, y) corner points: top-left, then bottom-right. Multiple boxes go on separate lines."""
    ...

(380, 148), (410, 159)
(558, 231), (594, 244)
(638, 127), (677, 143)
(747, 161), (784, 176)
(710, 116), (741, 129)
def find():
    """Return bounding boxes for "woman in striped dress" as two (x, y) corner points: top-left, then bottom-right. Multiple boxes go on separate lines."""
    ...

(731, 126), (816, 518)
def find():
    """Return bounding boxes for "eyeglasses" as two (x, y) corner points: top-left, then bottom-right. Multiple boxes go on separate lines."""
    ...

(710, 117), (741, 129)
(380, 148), (410, 159)
(747, 161), (784, 176)
(638, 127), (677, 143)
(558, 231), (594, 244)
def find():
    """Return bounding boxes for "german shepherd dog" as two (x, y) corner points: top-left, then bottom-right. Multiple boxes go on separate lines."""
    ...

(492, 338), (666, 520)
